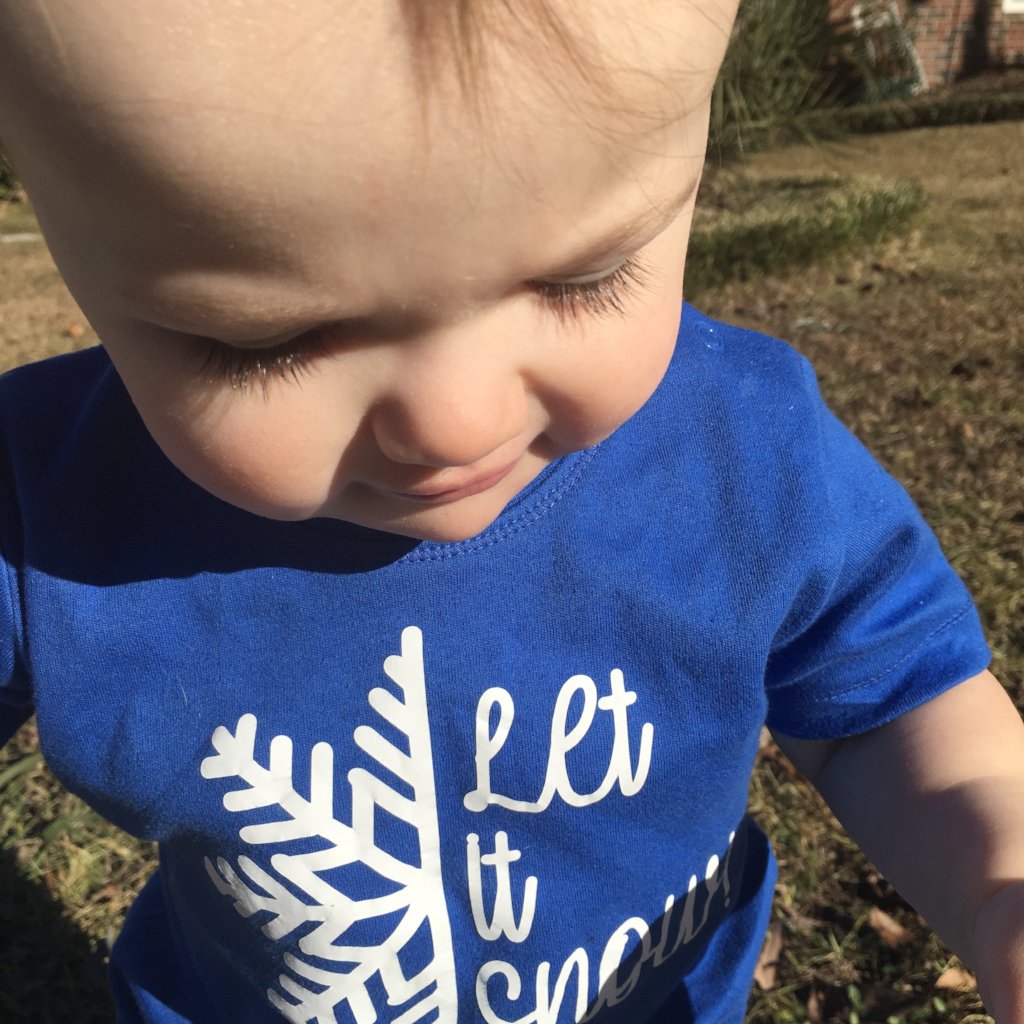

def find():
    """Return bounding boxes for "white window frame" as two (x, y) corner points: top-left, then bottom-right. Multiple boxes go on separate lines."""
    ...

(1004, 0), (1024, 13)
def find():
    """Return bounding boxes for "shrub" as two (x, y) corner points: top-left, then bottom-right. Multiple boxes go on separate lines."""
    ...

(822, 90), (1024, 134)
(709, 0), (856, 160)
(0, 150), (18, 199)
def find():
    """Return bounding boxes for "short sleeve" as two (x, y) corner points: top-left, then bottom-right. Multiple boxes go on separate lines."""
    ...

(764, 359), (990, 740)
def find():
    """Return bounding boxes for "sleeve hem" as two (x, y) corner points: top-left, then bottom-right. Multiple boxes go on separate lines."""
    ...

(824, 601), (978, 699)
(766, 599), (991, 741)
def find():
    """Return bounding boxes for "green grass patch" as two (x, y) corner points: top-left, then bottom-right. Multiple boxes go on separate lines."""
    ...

(688, 174), (926, 292)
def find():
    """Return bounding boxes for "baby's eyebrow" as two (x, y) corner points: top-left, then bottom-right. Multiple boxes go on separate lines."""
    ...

(124, 287), (325, 342)
(550, 178), (699, 273)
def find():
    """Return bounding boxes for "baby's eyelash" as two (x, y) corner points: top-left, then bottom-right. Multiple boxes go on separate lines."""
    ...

(534, 256), (652, 321)
(195, 332), (328, 394)
(194, 256), (653, 391)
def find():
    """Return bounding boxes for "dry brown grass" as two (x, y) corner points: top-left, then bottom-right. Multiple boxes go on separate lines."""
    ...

(0, 224), (97, 371)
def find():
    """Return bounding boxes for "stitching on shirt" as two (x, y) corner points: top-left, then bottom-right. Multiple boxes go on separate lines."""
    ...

(824, 602), (975, 700)
(398, 446), (600, 564)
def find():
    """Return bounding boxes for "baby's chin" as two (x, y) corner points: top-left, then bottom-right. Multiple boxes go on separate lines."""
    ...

(315, 450), (562, 542)
(319, 486), (518, 544)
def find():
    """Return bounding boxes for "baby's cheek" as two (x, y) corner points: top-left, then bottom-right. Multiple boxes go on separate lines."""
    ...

(98, 330), (340, 519)
(550, 306), (679, 449)
(156, 391), (349, 520)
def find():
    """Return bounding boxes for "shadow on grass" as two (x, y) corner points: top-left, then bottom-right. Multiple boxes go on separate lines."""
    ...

(0, 845), (116, 1023)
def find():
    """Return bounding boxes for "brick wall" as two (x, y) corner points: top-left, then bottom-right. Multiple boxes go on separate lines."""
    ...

(907, 0), (1024, 84)
(833, 0), (1024, 88)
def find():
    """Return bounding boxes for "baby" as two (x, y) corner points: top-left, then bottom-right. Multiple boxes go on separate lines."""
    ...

(1, 1), (1022, 1022)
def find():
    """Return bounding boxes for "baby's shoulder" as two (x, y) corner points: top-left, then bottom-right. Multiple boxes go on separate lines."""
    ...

(0, 346), (128, 462)
(643, 306), (824, 454)
(0, 344), (115, 412)
(670, 306), (815, 401)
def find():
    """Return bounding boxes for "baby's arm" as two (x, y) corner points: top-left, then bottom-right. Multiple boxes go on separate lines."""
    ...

(774, 669), (1024, 1024)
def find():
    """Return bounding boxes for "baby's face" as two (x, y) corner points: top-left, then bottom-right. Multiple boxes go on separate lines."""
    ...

(1, 1), (735, 542)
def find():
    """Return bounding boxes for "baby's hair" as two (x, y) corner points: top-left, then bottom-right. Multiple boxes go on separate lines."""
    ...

(399, 0), (609, 114)
(398, 0), (731, 144)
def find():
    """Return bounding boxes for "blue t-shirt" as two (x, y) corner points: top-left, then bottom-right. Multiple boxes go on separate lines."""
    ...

(0, 306), (989, 1024)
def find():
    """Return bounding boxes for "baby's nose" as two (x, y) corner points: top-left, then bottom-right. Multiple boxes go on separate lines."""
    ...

(370, 353), (529, 469)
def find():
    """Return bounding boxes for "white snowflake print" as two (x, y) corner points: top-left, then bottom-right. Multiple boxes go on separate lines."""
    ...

(200, 626), (457, 1024)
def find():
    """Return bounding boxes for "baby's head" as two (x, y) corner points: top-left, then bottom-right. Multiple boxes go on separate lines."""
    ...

(0, 0), (736, 542)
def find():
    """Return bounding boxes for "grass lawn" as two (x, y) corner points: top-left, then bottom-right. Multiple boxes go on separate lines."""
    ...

(1, 119), (1021, 1023)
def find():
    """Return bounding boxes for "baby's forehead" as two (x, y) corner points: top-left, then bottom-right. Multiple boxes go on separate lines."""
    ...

(1, 1), (732, 131)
